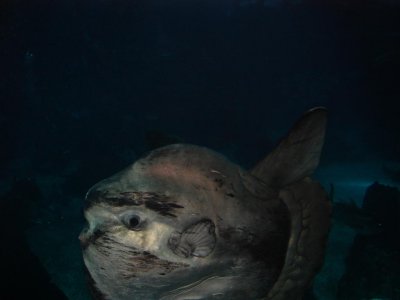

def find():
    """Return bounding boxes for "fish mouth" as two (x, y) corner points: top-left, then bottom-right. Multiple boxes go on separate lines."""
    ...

(79, 227), (106, 250)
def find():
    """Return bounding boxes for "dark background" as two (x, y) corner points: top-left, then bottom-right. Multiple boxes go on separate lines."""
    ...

(0, 0), (399, 299)
(1, 0), (399, 179)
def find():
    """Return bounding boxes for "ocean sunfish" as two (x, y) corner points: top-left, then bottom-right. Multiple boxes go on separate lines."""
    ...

(79, 107), (331, 300)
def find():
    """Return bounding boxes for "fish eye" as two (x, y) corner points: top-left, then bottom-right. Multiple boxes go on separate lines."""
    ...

(128, 216), (140, 228)
(121, 213), (142, 230)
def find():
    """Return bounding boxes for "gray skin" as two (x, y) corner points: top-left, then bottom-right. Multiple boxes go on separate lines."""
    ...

(79, 107), (331, 300)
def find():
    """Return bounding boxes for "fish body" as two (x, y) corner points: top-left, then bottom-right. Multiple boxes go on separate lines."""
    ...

(80, 108), (331, 300)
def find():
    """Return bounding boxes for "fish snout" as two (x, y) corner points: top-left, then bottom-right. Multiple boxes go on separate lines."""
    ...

(79, 227), (90, 249)
(79, 227), (105, 249)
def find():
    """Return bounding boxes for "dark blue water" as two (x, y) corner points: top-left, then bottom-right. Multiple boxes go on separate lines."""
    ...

(1, 0), (399, 299)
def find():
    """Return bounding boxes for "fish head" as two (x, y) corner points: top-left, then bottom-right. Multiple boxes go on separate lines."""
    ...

(79, 144), (248, 299)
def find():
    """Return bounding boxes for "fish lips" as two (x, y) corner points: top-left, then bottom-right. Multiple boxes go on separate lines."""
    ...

(79, 227), (105, 250)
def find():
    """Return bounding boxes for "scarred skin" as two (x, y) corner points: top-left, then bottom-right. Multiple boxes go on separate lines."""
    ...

(80, 107), (331, 300)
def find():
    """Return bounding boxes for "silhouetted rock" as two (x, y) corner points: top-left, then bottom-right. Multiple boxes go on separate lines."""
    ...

(332, 201), (380, 234)
(337, 182), (400, 299)
(337, 234), (400, 299)
(0, 179), (67, 299)
(362, 181), (400, 239)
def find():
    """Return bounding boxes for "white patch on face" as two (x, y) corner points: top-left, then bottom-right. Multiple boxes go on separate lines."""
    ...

(83, 203), (189, 269)
(121, 221), (175, 254)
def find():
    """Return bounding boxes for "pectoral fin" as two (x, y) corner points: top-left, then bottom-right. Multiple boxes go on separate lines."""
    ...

(168, 219), (216, 258)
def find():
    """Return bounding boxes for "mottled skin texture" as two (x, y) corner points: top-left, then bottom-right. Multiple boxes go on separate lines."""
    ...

(80, 108), (331, 300)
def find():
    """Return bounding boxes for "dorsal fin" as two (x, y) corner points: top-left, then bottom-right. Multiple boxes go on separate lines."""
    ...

(251, 107), (327, 188)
